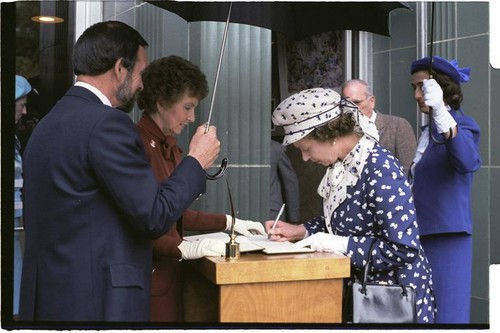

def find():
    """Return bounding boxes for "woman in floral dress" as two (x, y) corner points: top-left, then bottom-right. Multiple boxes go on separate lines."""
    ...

(267, 88), (436, 323)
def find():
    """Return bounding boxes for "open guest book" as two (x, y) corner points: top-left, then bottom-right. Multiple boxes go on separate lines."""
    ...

(183, 232), (315, 254)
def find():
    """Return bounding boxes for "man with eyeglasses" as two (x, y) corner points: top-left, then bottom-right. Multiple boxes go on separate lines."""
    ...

(341, 79), (416, 174)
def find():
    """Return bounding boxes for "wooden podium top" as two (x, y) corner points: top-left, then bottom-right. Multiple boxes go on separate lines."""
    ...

(186, 251), (351, 285)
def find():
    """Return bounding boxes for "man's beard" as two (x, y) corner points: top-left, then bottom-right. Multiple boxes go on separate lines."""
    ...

(116, 74), (137, 113)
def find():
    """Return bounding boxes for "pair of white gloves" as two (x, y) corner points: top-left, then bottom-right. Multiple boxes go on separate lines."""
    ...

(179, 221), (348, 258)
(422, 78), (457, 133)
(177, 215), (266, 260)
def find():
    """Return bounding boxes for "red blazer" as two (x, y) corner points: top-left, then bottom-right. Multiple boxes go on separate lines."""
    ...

(137, 115), (226, 322)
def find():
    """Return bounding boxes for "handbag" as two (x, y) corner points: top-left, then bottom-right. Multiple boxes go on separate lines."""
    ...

(351, 242), (417, 323)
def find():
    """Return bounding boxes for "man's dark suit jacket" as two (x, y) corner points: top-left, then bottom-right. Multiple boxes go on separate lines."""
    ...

(375, 111), (417, 174)
(19, 86), (206, 322)
(270, 140), (300, 223)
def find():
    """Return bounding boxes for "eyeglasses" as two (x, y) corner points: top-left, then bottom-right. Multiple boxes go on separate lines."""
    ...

(344, 95), (372, 105)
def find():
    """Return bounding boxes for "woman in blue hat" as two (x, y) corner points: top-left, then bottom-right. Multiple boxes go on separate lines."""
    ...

(14, 75), (32, 318)
(409, 56), (482, 324)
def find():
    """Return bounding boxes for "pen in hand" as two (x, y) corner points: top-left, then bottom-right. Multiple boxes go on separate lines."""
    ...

(268, 203), (285, 239)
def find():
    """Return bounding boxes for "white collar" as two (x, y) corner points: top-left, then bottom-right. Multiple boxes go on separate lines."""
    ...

(74, 81), (112, 107)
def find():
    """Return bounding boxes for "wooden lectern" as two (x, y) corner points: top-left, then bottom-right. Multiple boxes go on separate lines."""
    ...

(183, 251), (350, 323)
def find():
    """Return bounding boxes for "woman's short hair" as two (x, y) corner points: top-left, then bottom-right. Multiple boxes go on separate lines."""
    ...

(431, 70), (463, 110)
(137, 56), (208, 114)
(73, 21), (148, 76)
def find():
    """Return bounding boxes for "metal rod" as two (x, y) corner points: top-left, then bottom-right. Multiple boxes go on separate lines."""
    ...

(428, 2), (452, 144)
(204, 3), (232, 180)
(429, 2), (435, 75)
(205, 2), (233, 133)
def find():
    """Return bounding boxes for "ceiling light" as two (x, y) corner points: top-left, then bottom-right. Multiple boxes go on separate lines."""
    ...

(31, 16), (64, 24)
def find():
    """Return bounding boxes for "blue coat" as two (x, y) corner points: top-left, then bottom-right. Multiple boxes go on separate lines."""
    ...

(19, 86), (206, 322)
(411, 108), (481, 323)
(412, 109), (481, 235)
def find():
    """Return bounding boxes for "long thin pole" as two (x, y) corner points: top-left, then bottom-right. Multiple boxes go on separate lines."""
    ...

(205, 2), (233, 133)
(429, 2), (435, 74)
(204, 3), (232, 180)
(428, 2), (452, 144)
(428, 2), (435, 142)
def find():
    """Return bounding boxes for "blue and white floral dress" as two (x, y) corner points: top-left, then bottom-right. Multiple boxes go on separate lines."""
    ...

(303, 136), (436, 323)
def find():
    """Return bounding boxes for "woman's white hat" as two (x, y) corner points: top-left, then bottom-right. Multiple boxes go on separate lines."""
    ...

(272, 87), (378, 145)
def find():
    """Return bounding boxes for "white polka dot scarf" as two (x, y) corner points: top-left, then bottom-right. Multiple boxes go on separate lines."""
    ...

(318, 134), (376, 233)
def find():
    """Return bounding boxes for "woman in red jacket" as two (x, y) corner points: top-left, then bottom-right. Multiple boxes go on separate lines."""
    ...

(137, 56), (265, 322)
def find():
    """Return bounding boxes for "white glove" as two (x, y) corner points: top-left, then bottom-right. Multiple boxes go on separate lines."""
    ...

(225, 215), (266, 236)
(177, 239), (225, 260)
(293, 232), (349, 254)
(422, 79), (457, 133)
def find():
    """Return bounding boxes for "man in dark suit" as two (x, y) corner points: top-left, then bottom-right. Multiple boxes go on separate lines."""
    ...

(341, 79), (417, 174)
(19, 21), (220, 322)
(270, 140), (300, 223)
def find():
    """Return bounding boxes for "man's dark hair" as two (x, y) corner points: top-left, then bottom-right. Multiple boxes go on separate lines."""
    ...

(73, 21), (148, 76)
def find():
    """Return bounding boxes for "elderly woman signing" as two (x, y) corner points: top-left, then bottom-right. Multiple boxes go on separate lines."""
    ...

(266, 88), (436, 323)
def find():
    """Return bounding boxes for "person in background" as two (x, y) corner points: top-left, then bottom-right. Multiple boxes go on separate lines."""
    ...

(17, 82), (40, 152)
(18, 112), (40, 153)
(270, 139), (300, 224)
(20, 21), (220, 322)
(136, 55), (266, 322)
(410, 56), (481, 324)
(267, 88), (436, 323)
(341, 79), (417, 174)
(13, 75), (32, 319)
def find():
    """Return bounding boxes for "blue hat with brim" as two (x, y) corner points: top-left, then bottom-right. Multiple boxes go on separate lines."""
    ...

(16, 75), (32, 100)
(410, 56), (471, 85)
